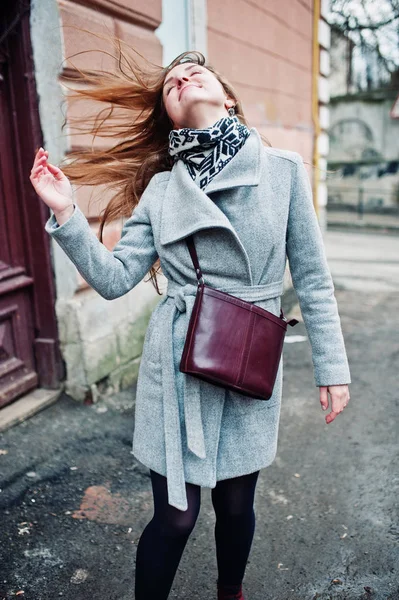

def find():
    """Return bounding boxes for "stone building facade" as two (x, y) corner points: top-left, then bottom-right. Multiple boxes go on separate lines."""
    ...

(327, 27), (399, 210)
(0, 0), (330, 415)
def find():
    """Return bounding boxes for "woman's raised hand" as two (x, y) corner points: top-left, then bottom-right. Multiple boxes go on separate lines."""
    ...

(30, 148), (74, 219)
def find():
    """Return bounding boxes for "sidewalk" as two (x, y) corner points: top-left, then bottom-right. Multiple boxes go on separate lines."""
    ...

(0, 230), (398, 599)
(327, 210), (399, 234)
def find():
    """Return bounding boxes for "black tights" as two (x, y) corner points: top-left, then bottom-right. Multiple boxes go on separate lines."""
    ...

(135, 468), (260, 600)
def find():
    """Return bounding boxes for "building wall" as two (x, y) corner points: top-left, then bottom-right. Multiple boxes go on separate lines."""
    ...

(207, 0), (314, 161)
(329, 26), (355, 97)
(317, 0), (332, 229)
(328, 90), (399, 208)
(206, 0), (330, 284)
(31, 0), (164, 401)
(326, 12), (399, 210)
(206, 0), (331, 225)
(31, 0), (327, 401)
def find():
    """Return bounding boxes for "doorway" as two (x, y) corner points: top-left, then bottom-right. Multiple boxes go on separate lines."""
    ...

(0, 1), (63, 409)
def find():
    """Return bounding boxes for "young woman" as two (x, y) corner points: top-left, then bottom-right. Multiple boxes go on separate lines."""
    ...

(30, 48), (351, 600)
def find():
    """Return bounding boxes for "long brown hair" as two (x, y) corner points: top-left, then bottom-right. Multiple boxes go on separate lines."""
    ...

(60, 33), (268, 294)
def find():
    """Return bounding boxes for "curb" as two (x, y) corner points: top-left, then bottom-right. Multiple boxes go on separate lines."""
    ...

(327, 221), (399, 235)
(0, 387), (63, 433)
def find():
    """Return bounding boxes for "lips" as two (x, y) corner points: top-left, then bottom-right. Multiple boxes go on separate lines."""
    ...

(179, 84), (201, 101)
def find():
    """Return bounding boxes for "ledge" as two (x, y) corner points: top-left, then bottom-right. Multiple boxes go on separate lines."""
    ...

(67, 0), (161, 30)
(0, 388), (63, 433)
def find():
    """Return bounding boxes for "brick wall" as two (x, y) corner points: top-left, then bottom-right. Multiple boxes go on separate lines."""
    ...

(58, 0), (162, 291)
(207, 0), (314, 162)
(32, 0), (164, 400)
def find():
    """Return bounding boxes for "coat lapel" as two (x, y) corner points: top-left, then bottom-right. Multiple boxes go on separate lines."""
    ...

(160, 127), (263, 285)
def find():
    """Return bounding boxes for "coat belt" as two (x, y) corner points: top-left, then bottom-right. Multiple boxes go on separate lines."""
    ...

(160, 279), (284, 511)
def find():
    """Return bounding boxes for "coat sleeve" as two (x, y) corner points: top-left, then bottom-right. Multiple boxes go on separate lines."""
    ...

(44, 175), (159, 300)
(285, 154), (351, 387)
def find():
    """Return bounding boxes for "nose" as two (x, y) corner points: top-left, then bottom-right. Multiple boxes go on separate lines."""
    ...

(178, 75), (190, 87)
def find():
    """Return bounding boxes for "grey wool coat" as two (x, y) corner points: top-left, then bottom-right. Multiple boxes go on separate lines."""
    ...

(45, 127), (351, 511)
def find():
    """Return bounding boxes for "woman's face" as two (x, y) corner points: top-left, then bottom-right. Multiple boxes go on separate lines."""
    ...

(162, 62), (233, 130)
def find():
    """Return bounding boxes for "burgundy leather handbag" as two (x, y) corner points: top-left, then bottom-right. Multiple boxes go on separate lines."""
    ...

(179, 235), (299, 400)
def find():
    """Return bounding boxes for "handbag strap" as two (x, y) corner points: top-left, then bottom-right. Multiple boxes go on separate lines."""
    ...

(185, 235), (298, 326)
(186, 235), (204, 286)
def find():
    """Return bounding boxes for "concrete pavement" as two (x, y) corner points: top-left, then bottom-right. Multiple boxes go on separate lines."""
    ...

(327, 211), (399, 235)
(324, 229), (399, 293)
(0, 229), (398, 600)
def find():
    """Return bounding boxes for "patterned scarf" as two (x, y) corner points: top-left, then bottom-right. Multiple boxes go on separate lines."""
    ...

(168, 116), (250, 190)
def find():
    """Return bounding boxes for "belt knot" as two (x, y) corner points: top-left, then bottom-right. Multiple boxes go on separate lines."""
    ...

(167, 283), (198, 313)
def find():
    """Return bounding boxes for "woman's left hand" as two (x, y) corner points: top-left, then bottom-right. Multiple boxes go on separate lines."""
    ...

(319, 384), (350, 424)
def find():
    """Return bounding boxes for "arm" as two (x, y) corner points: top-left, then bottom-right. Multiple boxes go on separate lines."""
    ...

(45, 176), (159, 300)
(285, 154), (351, 388)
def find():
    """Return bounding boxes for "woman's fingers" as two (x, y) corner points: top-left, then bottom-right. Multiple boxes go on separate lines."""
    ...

(31, 163), (45, 179)
(323, 384), (350, 425)
(31, 148), (65, 183)
(30, 167), (42, 181)
(33, 159), (46, 171)
(47, 162), (65, 181)
(319, 386), (328, 411)
(31, 151), (46, 174)
(32, 147), (48, 170)
(31, 153), (62, 183)
(325, 410), (339, 424)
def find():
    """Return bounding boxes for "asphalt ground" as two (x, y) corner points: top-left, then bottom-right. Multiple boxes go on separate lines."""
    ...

(0, 230), (398, 600)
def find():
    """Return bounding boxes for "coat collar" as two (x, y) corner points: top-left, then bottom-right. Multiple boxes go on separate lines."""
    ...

(160, 127), (262, 251)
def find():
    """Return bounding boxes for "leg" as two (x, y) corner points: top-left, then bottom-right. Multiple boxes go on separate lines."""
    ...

(135, 469), (201, 600)
(211, 470), (260, 588)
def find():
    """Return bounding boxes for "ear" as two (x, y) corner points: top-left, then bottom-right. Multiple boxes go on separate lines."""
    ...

(224, 96), (235, 111)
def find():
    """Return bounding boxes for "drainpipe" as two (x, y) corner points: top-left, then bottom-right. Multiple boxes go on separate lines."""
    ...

(312, 0), (332, 231)
(312, 0), (321, 217)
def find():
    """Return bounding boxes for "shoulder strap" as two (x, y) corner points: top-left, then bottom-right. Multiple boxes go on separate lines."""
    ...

(185, 235), (297, 325)
(186, 235), (204, 285)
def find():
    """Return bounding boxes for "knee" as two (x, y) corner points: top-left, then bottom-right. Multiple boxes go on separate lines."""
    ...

(159, 508), (199, 539)
(214, 504), (255, 524)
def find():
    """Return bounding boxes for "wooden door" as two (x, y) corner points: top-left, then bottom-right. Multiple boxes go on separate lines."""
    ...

(0, 2), (63, 409)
